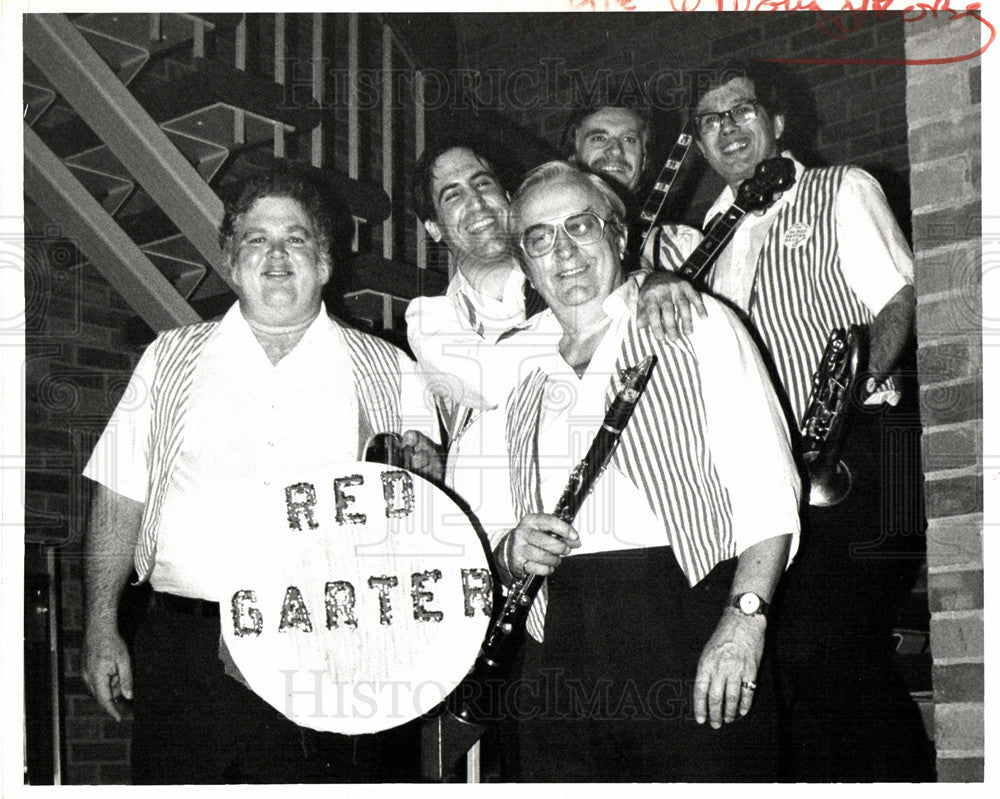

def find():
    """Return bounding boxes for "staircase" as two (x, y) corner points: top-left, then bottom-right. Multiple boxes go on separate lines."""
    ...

(23, 12), (448, 339)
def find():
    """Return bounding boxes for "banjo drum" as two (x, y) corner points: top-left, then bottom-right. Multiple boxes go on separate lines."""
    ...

(219, 460), (493, 735)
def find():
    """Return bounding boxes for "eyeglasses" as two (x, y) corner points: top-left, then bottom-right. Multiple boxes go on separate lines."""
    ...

(519, 211), (611, 258)
(693, 100), (761, 137)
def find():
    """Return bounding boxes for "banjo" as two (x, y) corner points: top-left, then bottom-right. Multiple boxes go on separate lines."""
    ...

(219, 459), (493, 735)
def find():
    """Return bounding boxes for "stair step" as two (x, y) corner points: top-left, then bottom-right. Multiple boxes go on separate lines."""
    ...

(348, 252), (448, 298)
(911, 690), (935, 741)
(31, 69), (219, 157)
(157, 102), (291, 155)
(212, 152), (393, 226)
(63, 146), (136, 216)
(188, 270), (233, 306)
(141, 234), (212, 299)
(73, 13), (219, 85)
(192, 57), (322, 132)
(159, 128), (230, 183)
(23, 81), (57, 126)
(75, 25), (149, 86)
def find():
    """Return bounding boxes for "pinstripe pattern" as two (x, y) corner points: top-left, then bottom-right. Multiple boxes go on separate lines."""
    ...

(504, 321), (734, 638)
(652, 225), (689, 272)
(132, 318), (407, 583)
(611, 323), (734, 583)
(135, 321), (220, 581)
(504, 370), (549, 640)
(748, 167), (874, 423)
(342, 327), (405, 437)
(505, 370), (547, 521)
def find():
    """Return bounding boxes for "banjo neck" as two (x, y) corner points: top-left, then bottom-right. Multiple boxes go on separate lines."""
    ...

(675, 156), (798, 287)
(675, 202), (751, 285)
(636, 124), (695, 256)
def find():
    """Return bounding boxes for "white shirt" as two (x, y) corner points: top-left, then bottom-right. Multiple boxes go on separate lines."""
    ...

(405, 265), (529, 411)
(83, 304), (435, 600)
(457, 278), (801, 563)
(703, 154), (913, 314)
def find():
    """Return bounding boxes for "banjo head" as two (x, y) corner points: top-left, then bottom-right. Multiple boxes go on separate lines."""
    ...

(220, 460), (493, 734)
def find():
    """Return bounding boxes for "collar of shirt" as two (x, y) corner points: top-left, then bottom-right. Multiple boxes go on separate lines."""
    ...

(518, 278), (637, 375)
(215, 301), (344, 366)
(703, 151), (805, 229)
(446, 264), (526, 336)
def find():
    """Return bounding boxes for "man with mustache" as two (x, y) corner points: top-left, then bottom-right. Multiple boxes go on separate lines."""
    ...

(564, 104), (708, 341)
(563, 105), (649, 197)
(654, 62), (931, 781)
(80, 164), (438, 783)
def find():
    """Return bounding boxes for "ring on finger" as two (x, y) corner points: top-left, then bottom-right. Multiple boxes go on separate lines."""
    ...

(740, 679), (757, 691)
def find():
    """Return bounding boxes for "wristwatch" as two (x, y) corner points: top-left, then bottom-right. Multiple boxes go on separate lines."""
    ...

(731, 592), (769, 618)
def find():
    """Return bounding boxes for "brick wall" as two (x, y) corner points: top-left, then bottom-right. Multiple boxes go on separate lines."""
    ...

(25, 10), (957, 785)
(449, 11), (910, 226)
(24, 225), (140, 783)
(904, 12), (984, 783)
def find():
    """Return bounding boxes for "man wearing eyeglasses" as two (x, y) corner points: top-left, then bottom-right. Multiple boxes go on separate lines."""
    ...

(482, 160), (800, 781)
(405, 140), (697, 427)
(656, 62), (929, 781)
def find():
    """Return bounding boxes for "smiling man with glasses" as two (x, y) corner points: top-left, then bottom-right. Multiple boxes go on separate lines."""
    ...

(652, 60), (930, 781)
(468, 160), (801, 781)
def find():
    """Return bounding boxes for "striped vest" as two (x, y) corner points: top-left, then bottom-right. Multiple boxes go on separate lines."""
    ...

(505, 320), (735, 639)
(133, 317), (406, 582)
(746, 166), (874, 423)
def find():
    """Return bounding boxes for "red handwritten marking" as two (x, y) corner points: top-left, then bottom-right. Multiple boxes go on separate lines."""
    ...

(570, 0), (637, 10)
(575, 0), (995, 65)
(763, 2), (994, 66)
(817, 2), (897, 41)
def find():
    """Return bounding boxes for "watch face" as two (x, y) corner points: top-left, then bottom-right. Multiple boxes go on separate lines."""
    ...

(738, 593), (761, 614)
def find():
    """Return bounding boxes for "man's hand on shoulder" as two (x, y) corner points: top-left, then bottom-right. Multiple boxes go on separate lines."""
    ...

(82, 624), (133, 722)
(636, 271), (707, 342)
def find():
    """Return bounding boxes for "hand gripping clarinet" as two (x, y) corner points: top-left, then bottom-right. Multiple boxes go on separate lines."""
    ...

(448, 354), (658, 724)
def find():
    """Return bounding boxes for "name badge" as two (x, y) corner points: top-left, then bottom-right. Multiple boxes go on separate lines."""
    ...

(782, 222), (812, 248)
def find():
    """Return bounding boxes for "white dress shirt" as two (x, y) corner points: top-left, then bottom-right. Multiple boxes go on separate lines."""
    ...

(456, 278), (801, 563)
(405, 265), (529, 411)
(703, 154), (913, 315)
(83, 304), (434, 600)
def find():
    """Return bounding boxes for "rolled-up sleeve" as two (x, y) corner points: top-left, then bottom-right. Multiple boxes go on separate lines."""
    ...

(82, 343), (156, 503)
(406, 294), (500, 410)
(835, 168), (913, 314)
(690, 298), (801, 563)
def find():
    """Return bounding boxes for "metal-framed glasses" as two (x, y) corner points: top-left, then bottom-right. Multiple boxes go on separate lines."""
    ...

(693, 100), (761, 137)
(519, 211), (610, 258)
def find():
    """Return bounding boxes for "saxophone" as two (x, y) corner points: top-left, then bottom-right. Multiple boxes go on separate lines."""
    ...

(799, 326), (863, 507)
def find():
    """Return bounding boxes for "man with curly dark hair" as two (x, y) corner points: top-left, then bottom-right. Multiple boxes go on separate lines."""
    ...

(80, 162), (437, 783)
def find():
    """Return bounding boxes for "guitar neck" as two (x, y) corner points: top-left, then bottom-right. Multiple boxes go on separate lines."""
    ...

(636, 127), (693, 254)
(675, 202), (748, 285)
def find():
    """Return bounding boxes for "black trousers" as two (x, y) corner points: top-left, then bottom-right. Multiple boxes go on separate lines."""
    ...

(771, 402), (934, 781)
(130, 596), (418, 784)
(510, 547), (778, 782)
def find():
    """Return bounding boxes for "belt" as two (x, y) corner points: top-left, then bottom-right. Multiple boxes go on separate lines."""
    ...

(153, 591), (220, 618)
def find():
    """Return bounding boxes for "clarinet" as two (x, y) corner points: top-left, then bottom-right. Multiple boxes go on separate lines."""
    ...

(448, 354), (657, 723)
